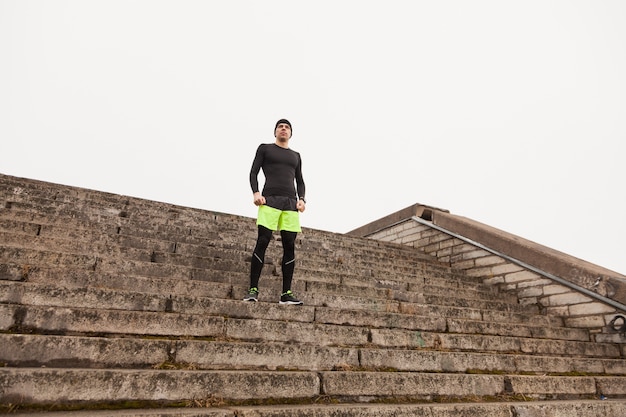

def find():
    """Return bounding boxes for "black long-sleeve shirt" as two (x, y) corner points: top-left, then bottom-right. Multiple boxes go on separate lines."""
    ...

(249, 143), (305, 200)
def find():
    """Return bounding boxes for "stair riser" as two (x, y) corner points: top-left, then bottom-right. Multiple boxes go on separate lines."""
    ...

(3, 334), (626, 376)
(0, 369), (320, 404)
(3, 369), (622, 405)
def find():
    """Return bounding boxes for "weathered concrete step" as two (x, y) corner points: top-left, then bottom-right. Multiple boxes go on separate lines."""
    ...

(0, 244), (522, 314)
(1, 184), (441, 262)
(399, 301), (564, 327)
(1, 190), (426, 259)
(422, 273), (498, 291)
(0, 201), (252, 250)
(0, 256), (243, 288)
(0, 281), (320, 322)
(2, 368), (626, 406)
(0, 279), (395, 318)
(0, 206), (245, 250)
(0, 334), (359, 371)
(0, 228), (459, 293)
(0, 279), (554, 333)
(2, 265), (235, 298)
(303, 261), (493, 292)
(314, 307), (588, 341)
(0, 271), (547, 341)
(0, 214), (438, 269)
(369, 327), (620, 357)
(359, 346), (626, 375)
(1, 299), (603, 356)
(0, 207), (482, 287)
(0, 303), (226, 338)
(0, 250), (506, 312)
(0, 368), (320, 405)
(446, 317), (589, 341)
(0, 225), (452, 288)
(0, 219), (251, 256)
(0, 239), (509, 306)
(0, 245), (246, 280)
(322, 372), (626, 400)
(6, 400), (626, 417)
(297, 279), (513, 305)
(0, 302), (373, 348)
(4, 410), (232, 417)
(0, 272), (561, 331)
(0, 178), (467, 276)
(0, 182), (238, 226)
(4, 333), (622, 375)
(0, 197), (454, 276)
(235, 279), (515, 310)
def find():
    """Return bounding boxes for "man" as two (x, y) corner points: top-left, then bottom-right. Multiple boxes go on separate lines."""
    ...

(245, 118), (306, 305)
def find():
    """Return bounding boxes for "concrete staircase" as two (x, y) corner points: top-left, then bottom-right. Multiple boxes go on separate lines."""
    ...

(2, 173), (626, 416)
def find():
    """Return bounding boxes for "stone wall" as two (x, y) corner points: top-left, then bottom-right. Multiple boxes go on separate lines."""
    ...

(349, 204), (626, 343)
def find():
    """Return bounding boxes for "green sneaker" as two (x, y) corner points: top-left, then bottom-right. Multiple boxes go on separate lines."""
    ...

(279, 290), (303, 305)
(243, 287), (259, 302)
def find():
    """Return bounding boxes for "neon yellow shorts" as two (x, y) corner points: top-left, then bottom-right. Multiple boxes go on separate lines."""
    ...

(257, 205), (301, 232)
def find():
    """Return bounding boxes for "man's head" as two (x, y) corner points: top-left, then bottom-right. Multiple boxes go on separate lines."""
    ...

(274, 119), (292, 140)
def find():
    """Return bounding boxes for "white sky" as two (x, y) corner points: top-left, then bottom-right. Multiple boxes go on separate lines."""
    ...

(1, 1), (625, 275)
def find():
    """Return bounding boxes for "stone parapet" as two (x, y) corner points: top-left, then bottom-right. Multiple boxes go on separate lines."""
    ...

(349, 204), (626, 339)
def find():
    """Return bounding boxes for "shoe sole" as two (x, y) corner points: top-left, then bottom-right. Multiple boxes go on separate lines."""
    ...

(243, 298), (258, 302)
(279, 301), (303, 305)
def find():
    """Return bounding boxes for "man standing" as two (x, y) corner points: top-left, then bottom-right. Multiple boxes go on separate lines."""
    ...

(245, 119), (306, 305)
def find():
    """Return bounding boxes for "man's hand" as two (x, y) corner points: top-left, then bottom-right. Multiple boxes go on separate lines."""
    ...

(297, 199), (306, 213)
(253, 192), (266, 206)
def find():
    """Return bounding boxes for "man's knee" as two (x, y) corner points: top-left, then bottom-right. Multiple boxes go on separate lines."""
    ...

(280, 231), (297, 250)
(255, 226), (273, 250)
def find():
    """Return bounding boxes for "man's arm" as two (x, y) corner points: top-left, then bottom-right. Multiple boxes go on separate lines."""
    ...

(295, 154), (305, 212)
(249, 145), (263, 193)
(250, 145), (266, 206)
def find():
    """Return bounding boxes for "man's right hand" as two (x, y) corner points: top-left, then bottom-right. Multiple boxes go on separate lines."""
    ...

(253, 192), (266, 206)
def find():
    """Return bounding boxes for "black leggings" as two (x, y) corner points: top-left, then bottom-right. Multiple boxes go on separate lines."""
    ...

(249, 225), (297, 293)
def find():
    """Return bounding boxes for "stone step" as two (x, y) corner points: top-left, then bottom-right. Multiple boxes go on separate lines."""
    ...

(2, 367), (626, 406)
(0, 278), (565, 336)
(0, 216), (455, 285)
(360, 346), (626, 375)
(5, 401), (626, 417)
(315, 308), (587, 341)
(0, 210), (427, 263)
(0, 301), (611, 358)
(0, 266), (559, 328)
(321, 372), (626, 400)
(0, 241), (472, 304)
(0, 268), (546, 333)
(4, 333), (623, 375)
(0, 202), (464, 282)
(0, 192), (433, 260)
(1, 183), (442, 261)
(0, 217), (473, 290)
(368, 326), (620, 357)
(0, 334), (358, 372)
(0, 368), (320, 404)
(0, 198), (481, 282)
(0, 239), (519, 311)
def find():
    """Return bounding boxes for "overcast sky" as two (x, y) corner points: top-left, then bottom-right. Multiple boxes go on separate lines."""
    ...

(1, 1), (625, 275)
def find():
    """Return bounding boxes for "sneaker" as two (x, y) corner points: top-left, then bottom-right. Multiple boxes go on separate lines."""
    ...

(279, 290), (303, 305)
(243, 287), (259, 302)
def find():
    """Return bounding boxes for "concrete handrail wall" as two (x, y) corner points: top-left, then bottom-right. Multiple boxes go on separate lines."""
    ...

(348, 203), (626, 341)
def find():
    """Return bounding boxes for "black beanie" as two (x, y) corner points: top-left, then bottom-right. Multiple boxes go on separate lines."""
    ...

(275, 119), (292, 135)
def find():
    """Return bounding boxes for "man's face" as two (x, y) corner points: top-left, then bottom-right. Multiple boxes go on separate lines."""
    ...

(275, 123), (292, 141)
